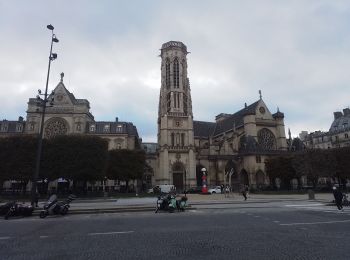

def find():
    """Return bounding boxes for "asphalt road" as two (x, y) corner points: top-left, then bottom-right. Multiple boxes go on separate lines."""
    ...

(0, 201), (349, 260)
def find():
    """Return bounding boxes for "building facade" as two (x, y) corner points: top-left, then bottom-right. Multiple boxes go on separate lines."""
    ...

(0, 73), (141, 193)
(151, 41), (288, 191)
(0, 73), (141, 150)
(300, 108), (350, 149)
(1, 41), (290, 192)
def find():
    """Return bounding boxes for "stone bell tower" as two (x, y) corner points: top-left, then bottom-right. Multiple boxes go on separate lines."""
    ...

(156, 41), (196, 190)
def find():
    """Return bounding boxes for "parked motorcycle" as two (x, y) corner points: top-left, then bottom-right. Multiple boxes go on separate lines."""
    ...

(155, 193), (177, 213)
(0, 202), (14, 216)
(40, 194), (76, 218)
(0, 201), (34, 220)
(176, 196), (188, 212)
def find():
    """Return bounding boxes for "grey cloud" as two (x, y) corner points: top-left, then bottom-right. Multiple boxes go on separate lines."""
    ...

(1, 0), (350, 141)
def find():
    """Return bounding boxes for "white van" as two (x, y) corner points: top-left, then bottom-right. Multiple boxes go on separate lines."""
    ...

(148, 184), (176, 194)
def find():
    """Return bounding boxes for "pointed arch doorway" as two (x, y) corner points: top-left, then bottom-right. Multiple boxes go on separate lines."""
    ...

(172, 162), (185, 191)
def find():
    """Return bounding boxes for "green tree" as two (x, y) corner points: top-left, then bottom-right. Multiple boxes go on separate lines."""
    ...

(265, 155), (296, 189)
(42, 135), (108, 192)
(292, 149), (335, 188)
(333, 147), (350, 186)
(0, 136), (38, 193)
(106, 149), (146, 191)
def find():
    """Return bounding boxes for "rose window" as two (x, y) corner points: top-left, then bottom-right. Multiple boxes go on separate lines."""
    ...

(257, 128), (276, 150)
(44, 119), (68, 138)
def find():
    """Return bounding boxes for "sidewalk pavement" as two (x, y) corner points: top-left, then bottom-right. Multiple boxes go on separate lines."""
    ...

(31, 192), (334, 216)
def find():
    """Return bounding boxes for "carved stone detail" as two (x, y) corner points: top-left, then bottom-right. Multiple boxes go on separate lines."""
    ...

(44, 118), (68, 138)
(258, 128), (276, 150)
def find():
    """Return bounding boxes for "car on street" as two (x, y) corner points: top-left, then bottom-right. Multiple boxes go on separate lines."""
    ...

(147, 185), (176, 194)
(185, 186), (202, 194)
(208, 186), (222, 194)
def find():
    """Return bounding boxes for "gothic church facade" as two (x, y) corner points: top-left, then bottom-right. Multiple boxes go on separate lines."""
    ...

(153, 41), (288, 191)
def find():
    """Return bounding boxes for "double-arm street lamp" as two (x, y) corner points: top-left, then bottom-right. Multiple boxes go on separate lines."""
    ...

(31, 24), (59, 205)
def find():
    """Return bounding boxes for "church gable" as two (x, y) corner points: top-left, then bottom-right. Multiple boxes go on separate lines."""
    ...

(50, 82), (75, 107)
(254, 99), (274, 121)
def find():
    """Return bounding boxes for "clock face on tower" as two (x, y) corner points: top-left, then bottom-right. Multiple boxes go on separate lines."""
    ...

(259, 106), (266, 114)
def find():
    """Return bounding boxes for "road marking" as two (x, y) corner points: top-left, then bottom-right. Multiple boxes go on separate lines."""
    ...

(40, 236), (49, 238)
(280, 219), (350, 226)
(88, 231), (134, 236)
(285, 204), (323, 207)
(254, 216), (260, 218)
(273, 221), (280, 223)
(0, 237), (11, 240)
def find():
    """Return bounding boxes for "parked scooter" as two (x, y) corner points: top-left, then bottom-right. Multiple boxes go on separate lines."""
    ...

(0, 202), (14, 216)
(176, 196), (188, 212)
(0, 201), (34, 220)
(40, 194), (76, 218)
(155, 193), (177, 213)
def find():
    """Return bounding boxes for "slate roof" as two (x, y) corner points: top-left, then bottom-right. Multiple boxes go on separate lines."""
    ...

(0, 120), (25, 134)
(272, 111), (284, 119)
(330, 109), (350, 132)
(193, 121), (216, 137)
(86, 121), (139, 137)
(194, 101), (260, 138)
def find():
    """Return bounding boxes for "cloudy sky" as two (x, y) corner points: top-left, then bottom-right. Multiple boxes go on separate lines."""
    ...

(1, 0), (349, 141)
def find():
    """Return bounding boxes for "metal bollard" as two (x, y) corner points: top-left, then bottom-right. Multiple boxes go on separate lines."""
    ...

(308, 189), (315, 200)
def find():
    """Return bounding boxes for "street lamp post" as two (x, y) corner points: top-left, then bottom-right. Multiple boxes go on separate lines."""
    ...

(31, 24), (59, 205)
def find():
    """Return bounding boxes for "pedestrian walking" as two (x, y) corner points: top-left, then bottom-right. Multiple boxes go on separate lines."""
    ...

(332, 186), (344, 211)
(241, 186), (247, 201)
(245, 185), (249, 198)
(32, 191), (39, 207)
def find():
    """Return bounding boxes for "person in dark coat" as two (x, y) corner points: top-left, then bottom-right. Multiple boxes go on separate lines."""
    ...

(332, 186), (343, 211)
(241, 185), (247, 201)
(34, 191), (39, 207)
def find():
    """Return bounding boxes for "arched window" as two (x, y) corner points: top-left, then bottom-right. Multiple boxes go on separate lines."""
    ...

(166, 93), (171, 112)
(172, 92), (180, 108)
(44, 118), (69, 139)
(173, 58), (179, 88)
(171, 133), (175, 147)
(176, 133), (180, 146)
(165, 58), (170, 88)
(181, 133), (185, 146)
(257, 128), (276, 150)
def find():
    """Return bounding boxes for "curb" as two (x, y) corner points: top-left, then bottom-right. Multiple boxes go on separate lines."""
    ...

(30, 199), (331, 217)
(31, 205), (197, 216)
(31, 207), (157, 216)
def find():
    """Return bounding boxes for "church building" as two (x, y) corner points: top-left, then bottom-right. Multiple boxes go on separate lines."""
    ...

(0, 73), (141, 150)
(152, 41), (288, 191)
(1, 41), (289, 192)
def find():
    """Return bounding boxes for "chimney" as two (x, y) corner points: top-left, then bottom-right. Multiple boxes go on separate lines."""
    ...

(334, 112), (343, 120)
(343, 108), (350, 116)
(18, 116), (23, 122)
(115, 117), (118, 122)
